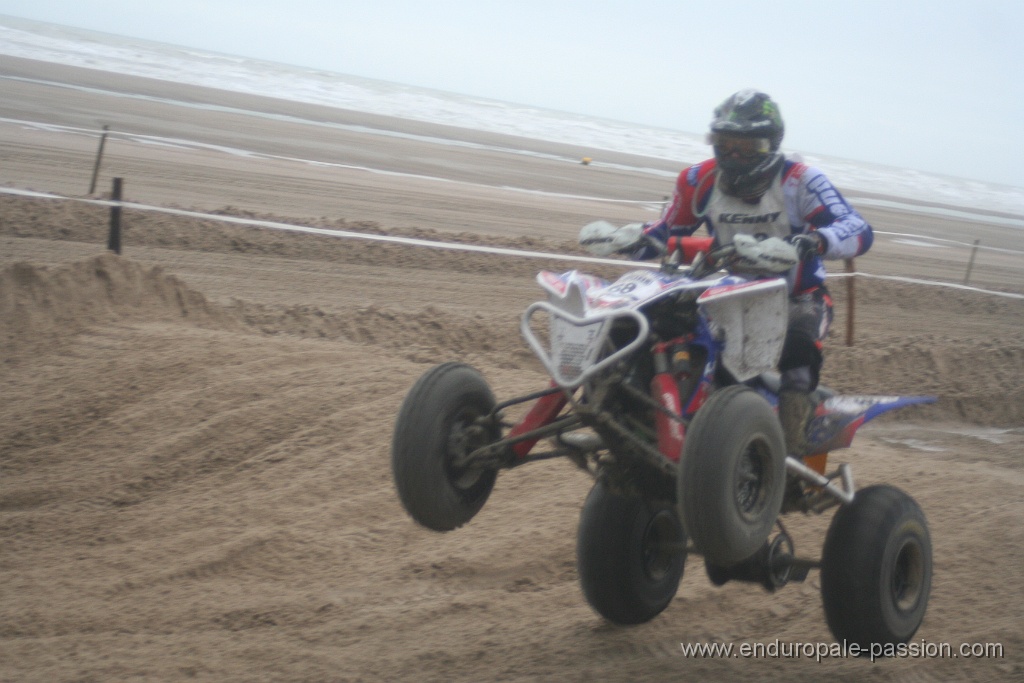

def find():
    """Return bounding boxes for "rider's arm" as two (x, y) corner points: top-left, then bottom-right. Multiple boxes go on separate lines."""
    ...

(625, 160), (715, 261)
(787, 165), (873, 260)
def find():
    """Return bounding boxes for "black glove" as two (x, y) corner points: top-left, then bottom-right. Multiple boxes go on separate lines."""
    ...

(787, 232), (825, 260)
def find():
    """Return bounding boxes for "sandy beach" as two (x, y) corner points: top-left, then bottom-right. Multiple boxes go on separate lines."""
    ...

(2, 55), (1022, 682)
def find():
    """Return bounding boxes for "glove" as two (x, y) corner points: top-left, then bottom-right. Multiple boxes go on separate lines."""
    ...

(579, 221), (644, 257)
(786, 232), (825, 260)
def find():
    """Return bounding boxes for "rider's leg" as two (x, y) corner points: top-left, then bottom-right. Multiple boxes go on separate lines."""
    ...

(778, 287), (833, 457)
(779, 367), (816, 456)
(778, 370), (817, 512)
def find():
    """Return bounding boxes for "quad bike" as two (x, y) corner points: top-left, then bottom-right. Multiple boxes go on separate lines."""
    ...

(392, 226), (934, 647)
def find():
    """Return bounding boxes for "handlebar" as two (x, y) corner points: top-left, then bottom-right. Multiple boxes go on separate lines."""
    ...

(654, 235), (735, 278)
(662, 234), (801, 279)
(619, 229), (793, 279)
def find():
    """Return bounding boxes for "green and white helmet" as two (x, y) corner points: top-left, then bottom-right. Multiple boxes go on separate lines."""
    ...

(709, 89), (786, 197)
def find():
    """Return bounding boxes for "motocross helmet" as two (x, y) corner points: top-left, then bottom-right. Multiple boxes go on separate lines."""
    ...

(709, 89), (785, 198)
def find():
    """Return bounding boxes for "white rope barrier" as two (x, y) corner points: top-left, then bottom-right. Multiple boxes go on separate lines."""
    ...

(873, 230), (1024, 255)
(825, 271), (1023, 299)
(1, 186), (1021, 300)
(0, 187), (646, 267)
(0, 117), (662, 206)
(9, 116), (1024, 221)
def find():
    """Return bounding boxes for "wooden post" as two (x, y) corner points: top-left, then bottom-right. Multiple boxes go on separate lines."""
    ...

(108, 177), (123, 255)
(89, 125), (110, 195)
(963, 239), (981, 285)
(844, 258), (855, 347)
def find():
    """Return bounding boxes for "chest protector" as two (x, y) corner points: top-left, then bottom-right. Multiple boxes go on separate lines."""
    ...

(705, 169), (791, 246)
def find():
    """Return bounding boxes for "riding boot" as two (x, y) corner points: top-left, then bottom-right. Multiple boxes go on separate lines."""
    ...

(778, 390), (815, 457)
(779, 390), (816, 512)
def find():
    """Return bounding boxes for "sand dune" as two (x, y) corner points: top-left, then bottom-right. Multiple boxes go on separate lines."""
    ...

(2, 218), (1022, 682)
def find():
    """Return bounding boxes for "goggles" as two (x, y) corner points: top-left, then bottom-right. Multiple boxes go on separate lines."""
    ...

(710, 134), (771, 157)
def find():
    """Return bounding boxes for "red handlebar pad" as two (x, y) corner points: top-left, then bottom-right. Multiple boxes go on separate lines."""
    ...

(667, 236), (714, 264)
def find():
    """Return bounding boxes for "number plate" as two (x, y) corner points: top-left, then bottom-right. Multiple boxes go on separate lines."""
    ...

(551, 317), (606, 382)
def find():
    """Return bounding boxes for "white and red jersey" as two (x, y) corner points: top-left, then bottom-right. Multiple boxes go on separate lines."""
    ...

(631, 158), (873, 294)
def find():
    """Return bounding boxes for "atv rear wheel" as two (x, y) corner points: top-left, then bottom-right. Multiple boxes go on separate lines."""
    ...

(820, 485), (932, 648)
(577, 481), (686, 625)
(677, 386), (786, 566)
(392, 363), (499, 531)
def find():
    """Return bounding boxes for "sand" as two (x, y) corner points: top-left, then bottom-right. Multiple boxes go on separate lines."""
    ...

(1, 56), (1022, 682)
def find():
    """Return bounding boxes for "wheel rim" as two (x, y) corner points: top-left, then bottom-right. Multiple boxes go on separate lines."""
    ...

(641, 510), (681, 582)
(892, 537), (926, 612)
(444, 408), (491, 492)
(734, 437), (772, 521)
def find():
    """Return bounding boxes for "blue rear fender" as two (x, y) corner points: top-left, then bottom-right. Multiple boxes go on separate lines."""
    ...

(807, 395), (937, 452)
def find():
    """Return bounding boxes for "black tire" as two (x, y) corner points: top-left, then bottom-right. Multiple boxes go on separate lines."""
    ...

(391, 363), (499, 531)
(677, 386), (786, 566)
(820, 485), (932, 648)
(577, 481), (686, 625)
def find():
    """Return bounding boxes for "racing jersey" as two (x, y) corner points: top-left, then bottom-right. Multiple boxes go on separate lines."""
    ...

(629, 158), (873, 294)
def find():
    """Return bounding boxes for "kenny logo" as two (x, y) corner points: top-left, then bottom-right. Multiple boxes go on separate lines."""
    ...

(718, 211), (782, 225)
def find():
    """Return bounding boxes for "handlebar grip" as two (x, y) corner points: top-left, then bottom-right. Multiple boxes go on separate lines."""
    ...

(667, 236), (714, 264)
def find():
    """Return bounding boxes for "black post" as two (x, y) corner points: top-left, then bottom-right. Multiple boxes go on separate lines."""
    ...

(963, 239), (981, 285)
(844, 258), (856, 347)
(108, 177), (123, 255)
(89, 125), (110, 195)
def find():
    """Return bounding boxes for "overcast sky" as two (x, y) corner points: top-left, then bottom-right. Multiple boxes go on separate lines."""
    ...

(1, 0), (1022, 188)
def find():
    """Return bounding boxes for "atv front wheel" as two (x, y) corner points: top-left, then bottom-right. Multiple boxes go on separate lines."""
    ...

(577, 481), (686, 625)
(392, 363), (499, 531)
(677, 386), (786, 566)
(820, 485), (932, 648)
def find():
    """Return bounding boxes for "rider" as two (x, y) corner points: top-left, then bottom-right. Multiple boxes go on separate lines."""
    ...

(620, 89), (873, 456)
